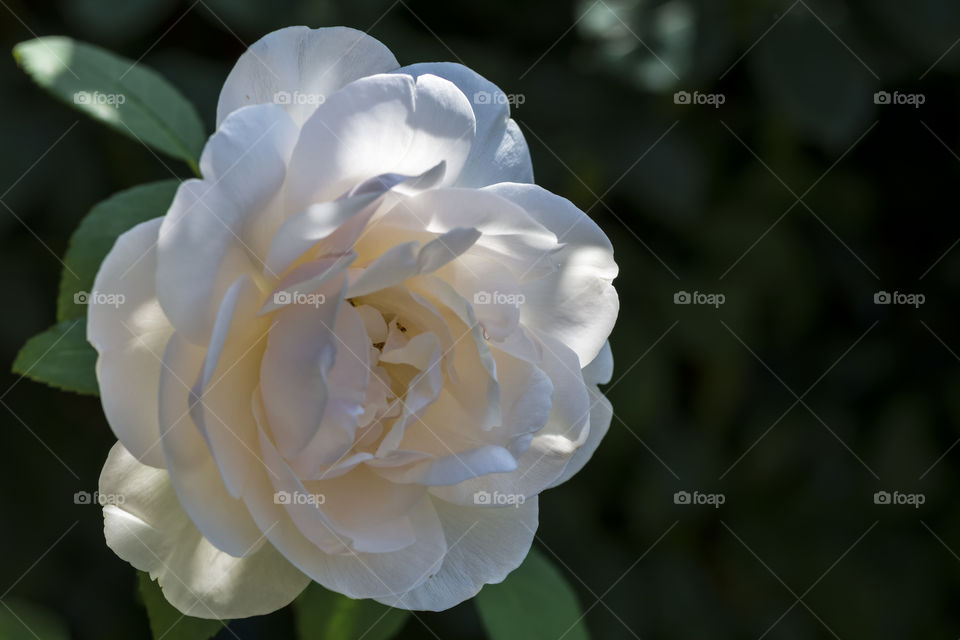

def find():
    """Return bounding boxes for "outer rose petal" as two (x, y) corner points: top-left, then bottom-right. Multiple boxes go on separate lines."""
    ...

(88, 218), (172, 468)
(375, 496), (538, 611)
(217, 26), (400, 127)
(286, 73), (476, 209)
(397, 62), (534, 187)
(483, 182), (619, 367)
(548, 342), (613, 487)
(549, 385), (613, 488)
(156, 104), (298, 345)
(583, 340), (614, 386)
(100, 442), (310, 619)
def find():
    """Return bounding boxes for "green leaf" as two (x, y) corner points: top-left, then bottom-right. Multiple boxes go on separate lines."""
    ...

(11, 319), (98, 395)
(138, 572), (224, 640)
(0, 598), (71, 640)
(13, 37), (206, 172)
(475, 548), (590, 640)
(294, 583), (410, 640)
(57, 179), (179, 322)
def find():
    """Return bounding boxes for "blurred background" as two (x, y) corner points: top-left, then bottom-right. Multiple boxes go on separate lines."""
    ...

(2, 0), (960, 637)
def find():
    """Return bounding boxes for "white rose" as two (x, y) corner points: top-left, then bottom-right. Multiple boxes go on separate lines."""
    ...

(89, 26), (618, 617)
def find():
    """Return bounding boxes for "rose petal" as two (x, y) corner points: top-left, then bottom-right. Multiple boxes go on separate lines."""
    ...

(583, 340), (613, 386)
(264, 193), (378, 277)
(189, 275), (269, 498)
(376, 496), (538, 611)
(396, 62), (534, 187)
(260, 276), (346, 460)
(100, 442), (309, 619)
(483, 183), (618, 367)
(430, 330), (589, 504)
(260, 254), (356, 315)
(347, 226), (480, 299)
(370, 443), (518, 486)
(312, 463), (428, 553)
(264, 161), (448, 278)
(377, 187), (554, 240)
(156, 104), (298, 344)
(158, 334), (264, 556)
(549, 385), (613, 488)
(217, 26), (399, 127)
(243, 453), (447, 599)
(416, 277), (503, 430)
(256, 423), (373, 554)
(288, 303), (373, 473)
(88, 218), (172, 468)
(375, 332), (444, 455)
(286, 73), (475, 209)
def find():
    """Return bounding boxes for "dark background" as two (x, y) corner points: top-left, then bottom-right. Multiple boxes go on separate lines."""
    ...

(3, 0), (960, 637)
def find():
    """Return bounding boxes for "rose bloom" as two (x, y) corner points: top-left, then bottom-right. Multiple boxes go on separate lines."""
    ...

(89, 26), (618, 617)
